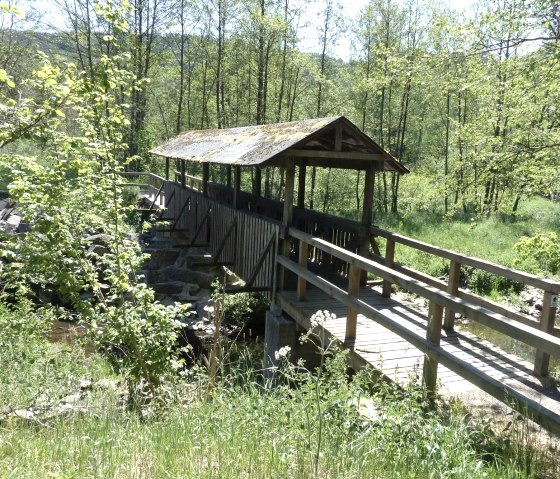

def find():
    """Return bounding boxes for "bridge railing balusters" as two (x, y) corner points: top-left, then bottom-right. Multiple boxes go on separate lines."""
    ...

(443, 260), (462, 331)
(535, 291), (558, 377)
(423, 300), (444, 400)
(382, 239), (395, 298)
(345, 263), (361, 343)
(297, 240), (308, 301)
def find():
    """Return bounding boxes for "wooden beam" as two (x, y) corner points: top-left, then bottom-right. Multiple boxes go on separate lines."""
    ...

(180, 160), (186, 188)
(334, 124), (343, 152)
(443, 260), (461, 331)
(283, 163), (295, 228)
(202, 163), (209, 197)
(254, 167), (262, 197)
(534, 291), (558, 376)
(289, 150), (385, 161)
(279, 162), (296, 290)
(345, 263), (361, 342)
(165, 157), (170, 181)
(423, 301), (444, 400)
(233, 166), (241, 209)
(297, 163), (306, 208)
(297, 240), (308, 301)
(361, 164), (375, 226)
(226, 165), (232, 187)
(382, 239), (395, 297)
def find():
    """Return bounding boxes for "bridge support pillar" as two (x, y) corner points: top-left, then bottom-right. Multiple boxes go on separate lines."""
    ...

(264, 306), (297, 380)
(264, 306), (324, 380)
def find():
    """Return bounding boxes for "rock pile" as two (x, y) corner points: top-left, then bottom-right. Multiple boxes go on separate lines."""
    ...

(0, 192), (28, 235)
(140, 235), (241, 341)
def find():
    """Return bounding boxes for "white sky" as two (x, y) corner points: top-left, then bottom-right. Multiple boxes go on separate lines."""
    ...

(30, 0), (474, 62)
(300, 0), (475, 61)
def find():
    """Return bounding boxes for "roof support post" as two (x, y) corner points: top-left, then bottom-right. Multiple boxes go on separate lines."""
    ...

(359, 164), (376, 284)
(233, 166), (241, 209)
(202, 163), (209, 198)
(297, 163), (306, 209)
(279, 161), (295, 290)
(180, 160), (186, 188)
(165, 157), (170, 181)
(361, 164), (375, 227)
(283, 162), (295, 227)
(253, 166), (262, 197)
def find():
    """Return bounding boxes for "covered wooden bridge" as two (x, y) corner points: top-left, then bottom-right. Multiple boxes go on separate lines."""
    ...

(132, 116), (560, 436)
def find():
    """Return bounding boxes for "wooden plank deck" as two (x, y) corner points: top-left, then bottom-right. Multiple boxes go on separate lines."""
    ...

(277, 284), (560, 419)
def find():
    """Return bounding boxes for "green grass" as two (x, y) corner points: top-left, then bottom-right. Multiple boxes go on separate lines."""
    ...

(374, 196), (560, 293)
(1, 307), (558, 479)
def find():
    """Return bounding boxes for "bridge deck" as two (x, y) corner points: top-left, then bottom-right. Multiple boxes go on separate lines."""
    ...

(277, 283), (560, 420)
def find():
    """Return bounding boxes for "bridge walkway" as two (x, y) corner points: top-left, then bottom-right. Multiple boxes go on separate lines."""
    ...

(277, 282), (560, 430)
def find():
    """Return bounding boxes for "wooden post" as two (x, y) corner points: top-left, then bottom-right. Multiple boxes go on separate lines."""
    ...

(297, 163), (306, 208)
(345, 263), (361, 343)
(297, 240), (308, 301)
(180, 160), (186, 188)
(423, 300), (444, 400)
(361, 164), (375, 227)
(283, 163), (295, 228)
(534, 290), (558, 377)
(226, 165), (232, 187)
(254, 167), (262, 197)
(279, 162), (295, 290)
(334, 123), (343, 152)
(202, 163), (209, 197)
(382, 239), (395, 298)
(233, 166), (241, 209)
(165, 157), (170, 181)
(359, 164), (375, 284)
(443, 260), (461, 331)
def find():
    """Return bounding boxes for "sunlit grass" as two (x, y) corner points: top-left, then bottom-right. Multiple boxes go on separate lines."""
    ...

(1, 327), (558, 479)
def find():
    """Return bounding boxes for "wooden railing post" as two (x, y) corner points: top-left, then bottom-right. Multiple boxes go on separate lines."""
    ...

(382, 239), (395, 297)
(180, 160), (186, 188)
(534, 291), (558, 377)
(279, 162), (295, 290)
(345, 263), (361, 343)
(443, 260), (461, 331)
(297, 240), (308, 301)
(423, 300), (444, 400)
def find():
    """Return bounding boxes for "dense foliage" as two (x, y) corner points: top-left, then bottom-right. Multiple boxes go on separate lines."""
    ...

(0, 3), (184, 405)
(3, 0), (559, 217)
(1, 305), (557, 478)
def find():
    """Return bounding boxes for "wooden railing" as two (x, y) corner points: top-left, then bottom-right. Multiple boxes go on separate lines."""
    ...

(370, 226), (560, 377)
(164, 181), (280, 295)
(278, 226), (560, 434)
(136, 170), (560, 377)
(119, 171), (167, 207)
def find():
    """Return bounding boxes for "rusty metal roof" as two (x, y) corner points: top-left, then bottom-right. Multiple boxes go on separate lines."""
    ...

(149, 116), (408, 173)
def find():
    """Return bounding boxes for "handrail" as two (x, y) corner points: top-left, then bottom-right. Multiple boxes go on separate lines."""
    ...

(286, 226), (560, 358)
(371, 226), (560, 294)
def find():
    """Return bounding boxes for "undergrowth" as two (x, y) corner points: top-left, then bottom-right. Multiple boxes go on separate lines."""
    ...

(1, 306), (558, 478)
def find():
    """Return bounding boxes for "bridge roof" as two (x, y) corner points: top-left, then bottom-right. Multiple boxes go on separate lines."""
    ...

(149, 116), (409, 173)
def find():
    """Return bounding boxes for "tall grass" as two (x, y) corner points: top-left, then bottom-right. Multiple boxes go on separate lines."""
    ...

(1, 318), (557, 479)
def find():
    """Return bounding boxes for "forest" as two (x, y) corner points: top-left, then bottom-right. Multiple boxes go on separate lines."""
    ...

(2, 0), (559, 217)
(1, 0), (560, 477)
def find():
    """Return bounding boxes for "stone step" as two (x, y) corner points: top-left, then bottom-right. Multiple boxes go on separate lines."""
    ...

(142, 248), (181, 270)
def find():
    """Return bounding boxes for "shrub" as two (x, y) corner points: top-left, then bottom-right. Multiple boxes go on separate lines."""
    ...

(514, 233), (560, 276)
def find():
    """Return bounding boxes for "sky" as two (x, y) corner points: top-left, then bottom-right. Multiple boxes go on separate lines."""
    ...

(30, 0), (475, 62)
(299, 0), (475, 61)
